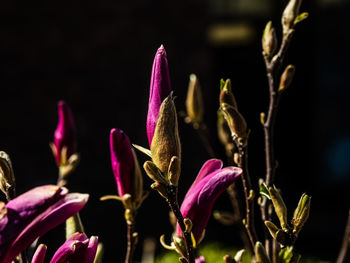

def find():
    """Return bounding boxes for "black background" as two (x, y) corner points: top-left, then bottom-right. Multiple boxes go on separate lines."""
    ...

(1, 0), (349, 262)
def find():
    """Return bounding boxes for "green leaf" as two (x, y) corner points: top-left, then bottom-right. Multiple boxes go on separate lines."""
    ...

(294, 12), (309, 25)
(260, 183), (271, 200)
(132, 144), (152, 158)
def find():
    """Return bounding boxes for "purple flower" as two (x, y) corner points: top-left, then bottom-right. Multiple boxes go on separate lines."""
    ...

(146, 45), (171, 147)
(176, 159), (242, 242)
(53, 101), (77, 165)
(31, 244), (47, 263)
(50, 232), (98, 263)
(110, 128), (134, 197)
(0, 185), (89, 263)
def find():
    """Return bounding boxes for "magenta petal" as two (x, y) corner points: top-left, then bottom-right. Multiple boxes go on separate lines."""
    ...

(50, 233), (98, 263)
(54, 100), (77, 165)
(110, 128), (134, 197)
(0, 185), (89, 263)
(83, 236), (98, 263)
(187, 159), (223, 193)
(176, 161), (242, 242)
(146, 45), (171, 146)
(31, 244), (47, 263)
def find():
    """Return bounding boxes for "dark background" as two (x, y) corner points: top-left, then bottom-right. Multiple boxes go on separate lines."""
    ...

(1, 0), (349, 262)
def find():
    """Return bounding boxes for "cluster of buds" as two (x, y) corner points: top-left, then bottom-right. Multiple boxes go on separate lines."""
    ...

(282, 0), (308, 35)
(219, 79), (248, 146)
(261, 183), (311, 247)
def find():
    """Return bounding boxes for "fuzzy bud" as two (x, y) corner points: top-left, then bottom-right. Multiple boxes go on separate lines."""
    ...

(264, 220), (279, 240)
(269, 186), (288, 230)
(292, 193), (311, 235)
(143, 161), (168, 185)
(220, 103), (248, 140)
(168, 156), (181, 186)
(262, 21), (277, 57)
(279, 65), (295, 92)
(219, 79), (238, 109)
(282, 0), (302, 35)
(186, 74), (204, 124)
(150, 93), (181, 173)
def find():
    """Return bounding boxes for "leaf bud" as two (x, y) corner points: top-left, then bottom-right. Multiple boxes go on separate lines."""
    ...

(151, 182), (168, 199)
(220, 103), (248, 140)
(185, 74), (204, 124)
(292, 193), (311, 235)
(168, 156), (181, 186)
(255, 241), (271, 263)
(217, 111), (235, 155)
(151, 93), (181, 174)
(268, 186), (288, 229)
(282, 0), (302, 35)
(223, 254), (234, 263)
(234, 249), (245, 263)
(213, 210), (236, 226)
(279, 65), (295, 92)
(262, 21), (277, 57)
(0, 151), (15, 200)
(143, 161), (168, 185)
(219, 79), (238, 109)
(264, 220), (279, 240)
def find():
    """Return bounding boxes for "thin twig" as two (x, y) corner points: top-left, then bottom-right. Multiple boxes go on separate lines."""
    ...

(166, 185), (195, 263)
(125, 221), (137, 263)
(261, 29), (295, 257)
(336, 210), (350, 263)
(233, 137), (258, 251)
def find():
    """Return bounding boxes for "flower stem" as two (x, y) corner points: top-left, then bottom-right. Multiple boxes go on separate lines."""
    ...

(166, 185), (195, 263)
(125, 220), (137, 263)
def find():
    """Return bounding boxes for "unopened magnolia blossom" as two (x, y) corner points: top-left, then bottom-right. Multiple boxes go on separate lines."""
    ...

(146, 45), (171, 146)
(53, 101), (77, 165)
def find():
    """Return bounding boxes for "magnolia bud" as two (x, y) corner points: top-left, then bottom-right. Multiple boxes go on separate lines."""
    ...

(0, 151), (15, 200)
(234, 249), (245, 263)
(151, 93), (181, 173)
(262, 21), (277, 57)
(151, 182), (168, 199)
(143, 161), (168, 185)
(279, 65), (295, 92)
(219, 79), (238, 109)
(269, 186), (288, 229)
(264, 220), (279, 240)
(186, 74), (204, 124)
(220, 103), (248, 140)
(255, 242), (271, 263)
(168, 156), (181, 186)
(292, 193), (311, 235)
(282, 0), (302, 35)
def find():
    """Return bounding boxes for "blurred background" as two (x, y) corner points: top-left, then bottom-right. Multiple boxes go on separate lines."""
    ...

(0, 0), (349, 261)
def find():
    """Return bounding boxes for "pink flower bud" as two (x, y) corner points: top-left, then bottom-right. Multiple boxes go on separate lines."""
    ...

(53, 101), (77, 165)
(146, 45), (171, 147)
